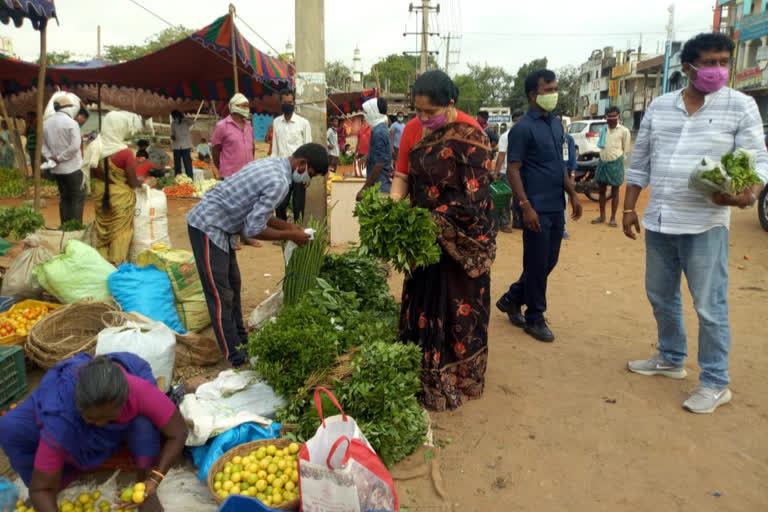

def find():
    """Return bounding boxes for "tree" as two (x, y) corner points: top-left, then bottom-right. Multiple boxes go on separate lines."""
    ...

(104, 26), (193, 62)
(555, 65), (580, 116)
(46, 51), (74, 65)
(504, 57), (548, 111)
(366, 54), (420, 93)
(326, 60), (352, 90)
(453, 74), (481, 116)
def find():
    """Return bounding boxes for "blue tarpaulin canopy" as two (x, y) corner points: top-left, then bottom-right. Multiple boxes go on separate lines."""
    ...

(0, 0), (56, 30)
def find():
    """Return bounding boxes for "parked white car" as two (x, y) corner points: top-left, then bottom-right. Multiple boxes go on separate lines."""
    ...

(568, 119), (607, 158)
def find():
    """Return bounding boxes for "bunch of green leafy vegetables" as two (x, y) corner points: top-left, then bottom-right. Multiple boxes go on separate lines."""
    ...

(59, 219), (86, 232)
(319, 249), (396, 313)
(720, 150), (763, 193)
(154, 176), (176, 190)
(278, 341), (427, 467)
(354, 185), (442, 274)
(0, 204), (45, 240)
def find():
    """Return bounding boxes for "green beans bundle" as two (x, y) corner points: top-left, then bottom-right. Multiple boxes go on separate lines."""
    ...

(282, 218), (328, 306)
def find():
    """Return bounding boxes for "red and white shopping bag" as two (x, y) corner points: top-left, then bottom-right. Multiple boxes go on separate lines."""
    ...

(298, 387), (398, 512)
(353, 158), (366, 178)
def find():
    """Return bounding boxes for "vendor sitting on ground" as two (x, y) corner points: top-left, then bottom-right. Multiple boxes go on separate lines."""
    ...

(0, 353), (187, 512)
(186, 142), (329, 367)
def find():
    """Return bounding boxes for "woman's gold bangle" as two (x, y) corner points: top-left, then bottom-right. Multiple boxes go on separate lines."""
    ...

(623, 209), (635, 214)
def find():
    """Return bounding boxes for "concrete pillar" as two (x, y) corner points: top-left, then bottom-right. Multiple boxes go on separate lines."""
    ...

(295, 0), (327, 223)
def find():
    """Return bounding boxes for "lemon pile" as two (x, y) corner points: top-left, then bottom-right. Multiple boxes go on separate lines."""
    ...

(213, 442), (301, 507)
(119, 483), (146, 505)
(11, 490), (112, 512)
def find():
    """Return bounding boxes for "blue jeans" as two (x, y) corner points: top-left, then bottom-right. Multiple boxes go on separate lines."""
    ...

(645, 227), (731, 388)
(173, 148), (193, 178)
(504, 211), (564, 322)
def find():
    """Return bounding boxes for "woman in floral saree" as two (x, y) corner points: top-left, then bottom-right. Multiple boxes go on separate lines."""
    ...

(391, 70), (497, 411)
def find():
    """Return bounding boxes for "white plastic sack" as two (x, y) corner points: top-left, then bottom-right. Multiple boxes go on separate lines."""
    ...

(179, 369), (282, 446)
(34, 225), (93, 254)
(95, 320), (176, 391)
(128, 184), (170, 262)
(193, 168), (206, 182)
(247, 290), (283, 329)
(0, 235), (53, 299)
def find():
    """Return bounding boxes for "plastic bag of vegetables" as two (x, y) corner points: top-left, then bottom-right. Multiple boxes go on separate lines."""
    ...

(689, 149), (763, 199)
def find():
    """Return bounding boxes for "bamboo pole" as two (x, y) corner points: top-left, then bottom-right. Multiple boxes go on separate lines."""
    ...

(97, 83), (102, 131)
(0, 91), (29, 195)
(229, 4), (239, 94)
(33, 22), (48, 209)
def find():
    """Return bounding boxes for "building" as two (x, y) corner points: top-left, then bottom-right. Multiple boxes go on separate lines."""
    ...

(0, 36), (13, 57)
(718, 1), (768, 119)
(577, 47), (616, 118)
(352, 47), (362, 84)
(608, 50), (660, 130)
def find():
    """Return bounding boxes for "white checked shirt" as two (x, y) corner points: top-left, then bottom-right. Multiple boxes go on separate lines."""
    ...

(41, 112), (82, 175)
(271, 113), (312, 158)
(627, 87), (768, 235)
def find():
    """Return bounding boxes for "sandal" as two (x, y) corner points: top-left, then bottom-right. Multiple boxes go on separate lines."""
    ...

(591, 217), (605, 224)
(608, 220), (618, 227)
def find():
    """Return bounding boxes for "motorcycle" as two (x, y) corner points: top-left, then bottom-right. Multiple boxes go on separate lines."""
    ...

(573, 154), (614, 202)
(759, 184), (768, 232)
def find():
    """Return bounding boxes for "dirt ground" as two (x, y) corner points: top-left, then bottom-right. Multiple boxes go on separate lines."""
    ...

(2, 188), (767, 511)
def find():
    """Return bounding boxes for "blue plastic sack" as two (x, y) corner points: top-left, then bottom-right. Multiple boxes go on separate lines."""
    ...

(188, 422), (282, 481)
(108, 264), (186, 333)
(219, 495), (282, 512)
(0, 297), (17, 313)
(0, 477), (18, 512)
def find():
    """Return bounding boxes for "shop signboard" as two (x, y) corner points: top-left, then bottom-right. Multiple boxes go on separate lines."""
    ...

(740, 10), (768, 41)
(608, 80), (619, 97)
(734, 66), (763, 89)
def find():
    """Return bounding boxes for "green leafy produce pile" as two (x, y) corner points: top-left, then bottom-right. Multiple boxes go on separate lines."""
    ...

(720, 151), (763, 192)
(354, 185), (441, 274)
(0, 204), (45, 240)
(0, 167), (56, 198)
(319, 249), (397, 314)
(248, 247), (426, 466)
(59, 219), (86, 232)
(154, 176), (176, 190)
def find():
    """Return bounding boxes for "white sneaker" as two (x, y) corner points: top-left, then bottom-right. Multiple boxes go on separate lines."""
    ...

(683, 386), (732, 414)
(627, 354), (687, 379)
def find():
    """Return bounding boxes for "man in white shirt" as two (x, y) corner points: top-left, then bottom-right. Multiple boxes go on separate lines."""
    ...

(493, 110), (523, 232)
(42, 98), (85, 224)
(327, 117), (340, 172)
(624, 33), (768, 414)
(271, 89), (312, 222)
(592, 106), (631, 227)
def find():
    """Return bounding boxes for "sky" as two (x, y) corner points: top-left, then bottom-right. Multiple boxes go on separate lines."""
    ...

(1, 0), (716, 76)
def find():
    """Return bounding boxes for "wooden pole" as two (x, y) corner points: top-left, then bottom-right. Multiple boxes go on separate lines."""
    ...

(0, 91), (29, 194)
(33, 22), (48, 209)
(229, 4), (239, 94)
(97, 83), (102, 131)
(97, 25), (101, 59)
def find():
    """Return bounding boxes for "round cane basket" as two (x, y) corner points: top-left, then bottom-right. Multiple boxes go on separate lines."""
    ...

(206, 439), (300, 510)
(26, 300), (120, 369)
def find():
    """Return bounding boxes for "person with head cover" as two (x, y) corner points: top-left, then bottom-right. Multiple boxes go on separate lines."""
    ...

(356, 97), (392, 200)
(211, 93), (255, 179)
(0, 353), (187, 512)
(186, 143), (329, 367)
(42, 97), (86, 224)
(82, 111), (143, 264)
(389, 70), (496, 412)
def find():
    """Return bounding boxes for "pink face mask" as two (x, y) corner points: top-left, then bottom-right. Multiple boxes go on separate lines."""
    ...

(420, 114), (447, 131)
(690, 65), (729, 94)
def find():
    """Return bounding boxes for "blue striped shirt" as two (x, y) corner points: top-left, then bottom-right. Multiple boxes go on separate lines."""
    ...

(627, 87), (768, 235)
(186, 158), (292, 251)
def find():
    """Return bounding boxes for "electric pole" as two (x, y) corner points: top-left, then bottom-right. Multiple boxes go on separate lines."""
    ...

(441, 33), (461, 74)
(403, 1), (440, 72)
(295, 0), (327, 222)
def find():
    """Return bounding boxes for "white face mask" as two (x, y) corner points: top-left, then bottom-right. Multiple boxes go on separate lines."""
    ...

(231, 105), (251, 119)
(292, 163), (311, 183)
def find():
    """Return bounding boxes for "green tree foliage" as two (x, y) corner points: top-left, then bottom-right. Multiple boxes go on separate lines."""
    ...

(46, 51), (74, 65)
(326, 60), (352, 90)
(555, 65), (580, 116)
(503, 57), (548, 111)
(104, 26), (193, 63)
(453, 74), (481, 115)
(453, 64), (513, 114)
(366, 54), (420, 93)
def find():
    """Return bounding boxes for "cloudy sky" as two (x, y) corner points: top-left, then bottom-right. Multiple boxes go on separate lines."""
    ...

(3, 0), (715, 75)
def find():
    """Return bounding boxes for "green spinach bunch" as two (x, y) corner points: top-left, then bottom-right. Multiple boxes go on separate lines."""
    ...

(59, 219), (86, 232)
(354, 185), (442, 274)
(0, 204), (45, 240)
(319, 249), (394, 312)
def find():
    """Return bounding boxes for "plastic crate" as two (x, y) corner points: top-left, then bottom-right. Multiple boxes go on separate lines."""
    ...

(0, 345), (27, 411)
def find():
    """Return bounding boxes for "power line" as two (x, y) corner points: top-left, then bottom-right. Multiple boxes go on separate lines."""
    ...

(126, 0), (175, 28)
(462, 28), (705, 38)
